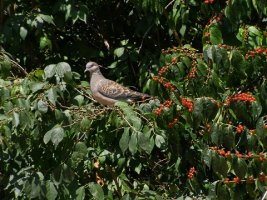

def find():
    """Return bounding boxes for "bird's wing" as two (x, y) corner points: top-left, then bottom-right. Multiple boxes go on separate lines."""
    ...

(97, 79), (149, 101)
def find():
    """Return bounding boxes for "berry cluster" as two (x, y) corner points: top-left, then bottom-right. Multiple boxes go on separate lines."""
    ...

(224, 174), (266, 185)
(187, 167), (196, 179)
(158, 65), (169, 76)
(164, 82), (175, 92)
(236, 124), (244, 134)
(203, 0), (215, 4)
(225, 93), (256, 105)
(171, 57), (177, 64)
(206, 12), (223, 28)
(258, 173), (266, 182)
(188, 66), (197, 78)
(211, 147), (267, 162)
(211, 147), (231, 158)
(154, 100), (173, 116)
(181, 98), (194, 112)
(245, 47), (267, 59)
(152, 76), (176, 92)
(168, 117), (179, 128)
(161, 46), (195, 55)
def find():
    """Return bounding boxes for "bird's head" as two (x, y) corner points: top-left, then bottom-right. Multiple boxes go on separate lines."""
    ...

(84, 61), (100, 74)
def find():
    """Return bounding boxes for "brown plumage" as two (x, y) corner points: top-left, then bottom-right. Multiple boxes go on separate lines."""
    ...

(84, 61), (150, 106)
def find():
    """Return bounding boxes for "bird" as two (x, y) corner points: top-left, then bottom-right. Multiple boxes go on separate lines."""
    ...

(84, 61), (150, 106)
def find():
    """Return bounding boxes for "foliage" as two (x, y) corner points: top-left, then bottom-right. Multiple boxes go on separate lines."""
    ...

(1, 0), (267, 199)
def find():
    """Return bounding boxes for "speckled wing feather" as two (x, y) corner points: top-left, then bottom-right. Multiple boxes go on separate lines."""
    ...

(97, 79), (149, 102)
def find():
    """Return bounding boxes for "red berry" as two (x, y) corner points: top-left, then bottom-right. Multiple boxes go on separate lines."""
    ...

(233, 177), (240, 184)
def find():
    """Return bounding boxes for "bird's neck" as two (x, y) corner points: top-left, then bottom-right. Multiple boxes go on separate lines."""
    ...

(90, 68), (104, 78)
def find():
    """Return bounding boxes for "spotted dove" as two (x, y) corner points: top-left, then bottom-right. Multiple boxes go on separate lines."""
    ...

(84, 61), (150, 106)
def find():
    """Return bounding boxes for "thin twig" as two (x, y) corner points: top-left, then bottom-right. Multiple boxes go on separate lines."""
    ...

(10, 59), (28, 75)
(165, 0), (175, 10)
(261, 190), (267, 200)
(75, 87), (96, 102)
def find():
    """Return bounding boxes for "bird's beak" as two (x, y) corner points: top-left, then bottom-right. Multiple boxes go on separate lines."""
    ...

(84, 68), (89, 73)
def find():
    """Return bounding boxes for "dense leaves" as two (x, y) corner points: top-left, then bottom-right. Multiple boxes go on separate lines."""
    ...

(1, 0), (267, 199)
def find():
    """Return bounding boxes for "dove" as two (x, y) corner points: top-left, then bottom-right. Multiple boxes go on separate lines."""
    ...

(84, 61), (150, 106)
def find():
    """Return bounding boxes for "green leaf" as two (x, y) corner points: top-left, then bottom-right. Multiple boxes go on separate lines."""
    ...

(0, 59), (11, 73)
(51, 127), (65, 147)
(135, 163), (142, 174)
(256, 117), (267, 138)
(233, 157), (247, 179)
(222, 126), (235, 149)
(39, 14), (55, 25)
(75, 142), (87, 155)
(80, 117), (91, 131)
(88, 183), (104, 200)
(74, 95), (84, 106)
(138, 129), (153, 153)
(114, 47), (125, 58)
(78, 5), (88, 23)
(155, 134), (165, 148)
(37, 100), (48, 113)
(44, 64), (56, 78)
(76, 186), (85, 200)
(31, 82), (45, 93)
(40, 35), (52, 50)
(211, 123), (223, 145)
(209, 26), (223, 45)
(20, 26), (28, 40)
(211, 152), (228, 177)
(44, 125), (65, 147)
(12, 112), (20, 127)
(119, 127), (130, 154)
(45, 180), (58, 200)
(192, 98), (204, 127)
(115, 101), (142, 131)
(56, 62), (71, 78)
(202, 148), (212, 168)
(129, 132), (138, 154)
(47, 88), (57, 105)
(216, 183), (230, 200)
(43, 130), (52, 144)
(251, 101), (262, 121)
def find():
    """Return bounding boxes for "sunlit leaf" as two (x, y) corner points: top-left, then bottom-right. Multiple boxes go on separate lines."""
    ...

(45, 180), (58, 200)
(20, 27), (28, 40)
(37, 100), (48, 113)
(88, 183), (104, 200)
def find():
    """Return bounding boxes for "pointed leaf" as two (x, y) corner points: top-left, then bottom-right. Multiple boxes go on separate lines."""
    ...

(56, 62), (71, 78)
(13, 112), (20, 127)
(44, 64), (56, 78)
(114, 47), (125, 58)
(119, 127), (130, 154)
(47, 88), (57, 105)
(155, 134), (165, 148)
(76, 186), (85, 200)
(45, 180), (58, 200)
(209, 26), (223, 44)
(233, 157), (247, 179)
(43, 129), (52, 144)
(20, 26), (28, 40)
(37, 100), (48, 113)
(51, 126), (65, 147)
(129, 132), (137, 154)
(88, 183), (104, 200)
